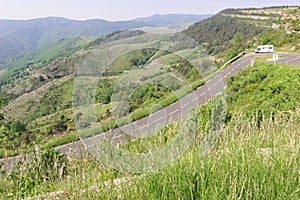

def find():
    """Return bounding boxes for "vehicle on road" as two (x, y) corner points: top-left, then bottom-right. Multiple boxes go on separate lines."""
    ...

(255, 45), (274, 53)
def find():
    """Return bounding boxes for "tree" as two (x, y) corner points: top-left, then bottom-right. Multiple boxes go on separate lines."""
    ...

(231, 32), (245, 49)
(0, 125), (9, 144)
(228, 32), (245, 59)
(10, 120), (26, 133)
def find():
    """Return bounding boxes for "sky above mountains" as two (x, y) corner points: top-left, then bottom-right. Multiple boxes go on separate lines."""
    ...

(0, 0), (299, 21)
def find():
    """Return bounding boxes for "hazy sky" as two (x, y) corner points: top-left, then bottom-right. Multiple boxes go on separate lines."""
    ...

(0, 0), (299, 21)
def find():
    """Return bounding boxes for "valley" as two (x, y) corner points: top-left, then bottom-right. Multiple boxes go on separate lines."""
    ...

(0, 5), (300, 199)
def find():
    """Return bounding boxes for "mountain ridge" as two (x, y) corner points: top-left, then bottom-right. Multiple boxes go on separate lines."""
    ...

(0, 14), (212, 62)
(133, 13), (213, 26)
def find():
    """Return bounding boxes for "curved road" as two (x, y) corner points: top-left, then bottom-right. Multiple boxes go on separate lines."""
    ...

(1, 52), (300, 169)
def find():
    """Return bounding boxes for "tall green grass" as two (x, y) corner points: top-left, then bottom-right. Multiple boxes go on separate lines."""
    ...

(58, 112), (300, 199)
(1, 109), (299, 199)
(1, 57), (299, 199)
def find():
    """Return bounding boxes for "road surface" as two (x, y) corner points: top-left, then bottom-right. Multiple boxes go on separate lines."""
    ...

(1, 52), (300, 170)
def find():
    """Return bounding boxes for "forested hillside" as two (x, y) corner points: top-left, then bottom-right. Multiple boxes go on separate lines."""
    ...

(184, 14), (265, 55)
(184, 6), (300, 62)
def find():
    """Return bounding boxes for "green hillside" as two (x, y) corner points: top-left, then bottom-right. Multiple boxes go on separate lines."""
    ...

(226, 60), (300, 121)
(109, 48), (158, 71)
(0, 36), (94, 86)
(1, 59), (299, 199)
(184, 6), (300, 63)
(1, 6), (300, 158)
(0, 30), (210, 157)
(0, 31), (139, 102)
(0, 6), (300, 199)
(0, 17), (147, 62)
(184, 14), (265, 55)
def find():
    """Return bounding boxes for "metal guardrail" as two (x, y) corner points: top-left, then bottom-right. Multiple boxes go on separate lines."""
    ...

(220, 52), (245, 70)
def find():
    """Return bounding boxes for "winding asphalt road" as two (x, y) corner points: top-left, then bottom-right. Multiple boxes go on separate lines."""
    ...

(1, 52), (300, 170)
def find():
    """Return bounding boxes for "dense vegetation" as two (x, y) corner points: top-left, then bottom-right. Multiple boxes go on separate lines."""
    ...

(109, 48), (158, 71)
(184, 14), (266, 57)
(226, 60), (300, 121)
(2, 115), (299, 199)
(254, 28), (300, 52)
(184, 6), (300, 62)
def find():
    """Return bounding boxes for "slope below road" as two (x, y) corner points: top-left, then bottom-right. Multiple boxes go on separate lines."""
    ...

(1, 53), (300, 170)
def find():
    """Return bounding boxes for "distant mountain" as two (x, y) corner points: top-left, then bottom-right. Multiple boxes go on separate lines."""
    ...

(133, 14), (213, 26)
(0, 17), (147, 62)
(0, 14), (212, 63)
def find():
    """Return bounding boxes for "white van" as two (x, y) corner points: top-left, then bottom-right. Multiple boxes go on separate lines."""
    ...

(255, 45), (274, 53)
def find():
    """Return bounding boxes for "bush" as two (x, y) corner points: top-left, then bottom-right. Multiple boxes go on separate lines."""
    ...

(2, 148), (69, 198)
(226, 61), (300, 122)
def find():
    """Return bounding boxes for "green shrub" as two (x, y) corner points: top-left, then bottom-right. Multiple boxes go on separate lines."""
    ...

(226, 61), (300, 122)
(2, 148), (69, 198)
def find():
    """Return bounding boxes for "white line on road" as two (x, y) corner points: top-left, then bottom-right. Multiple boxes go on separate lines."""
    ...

(284, 57), (300, 64)
(152, 116), (166, 124)
(169, 109), (179, 115)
